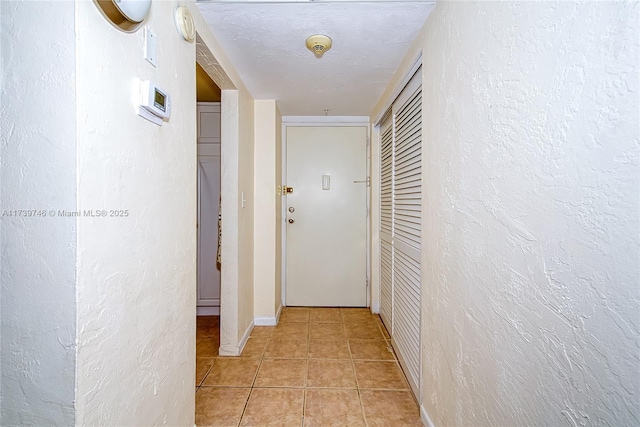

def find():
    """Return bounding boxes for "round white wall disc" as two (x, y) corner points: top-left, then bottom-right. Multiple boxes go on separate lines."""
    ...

(175, 6), (195, 43)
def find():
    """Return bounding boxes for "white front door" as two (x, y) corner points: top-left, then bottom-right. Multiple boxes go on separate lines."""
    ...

(285, 126), (368, 307)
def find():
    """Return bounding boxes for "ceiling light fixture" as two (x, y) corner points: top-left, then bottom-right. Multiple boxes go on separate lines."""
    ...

(306, 34), (332, 57)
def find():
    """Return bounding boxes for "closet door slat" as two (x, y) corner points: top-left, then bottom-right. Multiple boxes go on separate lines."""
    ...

(391, 79), (422, 399)
(379, 120), (394, 328)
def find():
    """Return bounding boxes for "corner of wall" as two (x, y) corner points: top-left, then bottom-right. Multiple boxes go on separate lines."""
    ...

(275, 105), (283, 313)
(252, 100), (278, 321)
(420, 405), (435, 427)
(220, 319), (254, 356)
(276, 303), (283, 324)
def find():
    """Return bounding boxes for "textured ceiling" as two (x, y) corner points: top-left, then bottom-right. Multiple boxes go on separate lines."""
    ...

(196, 1), (435, 116)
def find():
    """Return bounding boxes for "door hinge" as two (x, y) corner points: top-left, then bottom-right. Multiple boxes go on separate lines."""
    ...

(366, 279), (369, 288)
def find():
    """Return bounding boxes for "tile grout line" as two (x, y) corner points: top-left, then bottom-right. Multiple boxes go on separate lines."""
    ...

(197, 363), (213, 389)
(349, 320), (368, 426)
(236, 387), (252, 427)
(302, 314), (309, 426)
(357, 387), (370, 427)
(343, 309), (371, 426)
(236, 328), (269, 427)
(195, 322), (220, 390)
(301, 378), (307, 427)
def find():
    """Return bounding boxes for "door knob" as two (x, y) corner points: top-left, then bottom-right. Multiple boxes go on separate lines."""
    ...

(288, 207), (295, 213)
(288, 218), (295, 224)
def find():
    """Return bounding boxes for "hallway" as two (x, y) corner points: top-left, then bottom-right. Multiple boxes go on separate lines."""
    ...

(195, 307), (422, 426)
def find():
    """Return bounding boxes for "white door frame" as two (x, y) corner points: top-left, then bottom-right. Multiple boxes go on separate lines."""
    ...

(280, 117), (371, 308)
(195, 32), (243, 355)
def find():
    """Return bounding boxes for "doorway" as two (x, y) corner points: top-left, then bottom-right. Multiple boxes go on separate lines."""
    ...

(283, 125), (369, 307)
(195, 62), (222, 377)
(194, 31), (245, 357)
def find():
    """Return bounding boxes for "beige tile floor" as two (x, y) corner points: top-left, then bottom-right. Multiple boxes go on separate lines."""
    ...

(195, 307), (423, 427)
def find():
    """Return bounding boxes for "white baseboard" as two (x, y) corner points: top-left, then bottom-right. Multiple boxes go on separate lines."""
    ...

(254, 317), (277, 326)
(420, 404), (435, 427)
(196, 306), (220, 316)
(218, 345), (237, 356)
(371, 302), (380, 314)
(254, 304), (284, 326)
(218, 320), (254, 356)
(238, 320), (253, 353)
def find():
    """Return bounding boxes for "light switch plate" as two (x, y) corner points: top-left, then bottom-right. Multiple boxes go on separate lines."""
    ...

(144, 27), (157, 67)
(322, 174), (331, 190)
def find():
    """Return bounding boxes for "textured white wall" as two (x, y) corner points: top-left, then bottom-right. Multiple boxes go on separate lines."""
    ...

(373, 1), (639, 425)
(0, 1), (77, 424)
(219, 90), (242, 353)
(420, 3), (639, 425)
(254, 100), (278, 321)
(218, 89), (252, 354)
(275, 107), (283, 313)
(74, 1), (197, 424)
(237, 88), (255, 341)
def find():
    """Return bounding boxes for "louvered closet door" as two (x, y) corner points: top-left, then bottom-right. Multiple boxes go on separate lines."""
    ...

(379, 116), (394, 328)
(391, 69), (422, 398)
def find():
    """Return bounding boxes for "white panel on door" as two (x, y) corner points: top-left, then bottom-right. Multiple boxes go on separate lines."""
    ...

(197, 102), (221, 144)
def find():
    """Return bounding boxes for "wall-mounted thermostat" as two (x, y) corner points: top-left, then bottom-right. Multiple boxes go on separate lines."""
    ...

(138, 80), (171, 125)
